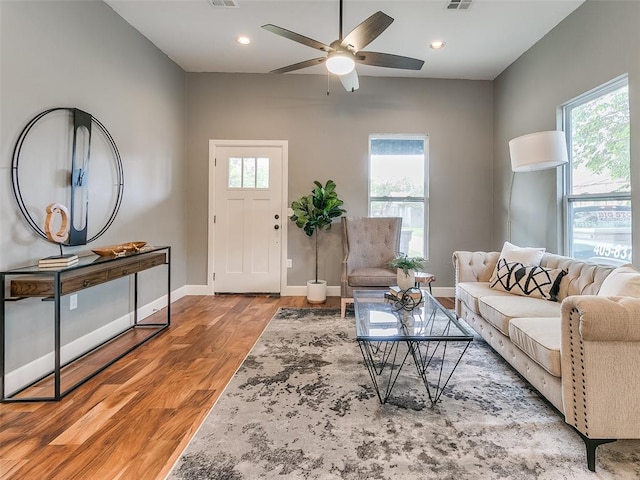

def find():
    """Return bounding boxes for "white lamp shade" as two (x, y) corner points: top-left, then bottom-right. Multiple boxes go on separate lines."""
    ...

(326, 53), (355, 75)
(508, 131), (568, 172)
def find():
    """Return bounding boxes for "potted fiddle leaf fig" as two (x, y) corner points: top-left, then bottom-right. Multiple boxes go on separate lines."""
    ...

(389, 252), (425, 291)
(290, 180), (346, 303)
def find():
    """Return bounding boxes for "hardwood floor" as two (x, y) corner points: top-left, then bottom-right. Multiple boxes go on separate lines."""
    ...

(0, 294), (453, 480)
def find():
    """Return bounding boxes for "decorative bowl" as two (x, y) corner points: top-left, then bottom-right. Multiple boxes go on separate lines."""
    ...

(92, 241), (147, 257)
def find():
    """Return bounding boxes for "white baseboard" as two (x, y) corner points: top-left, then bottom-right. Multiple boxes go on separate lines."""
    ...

(280, 285), (341, 297)
(185, 284), (213, 296)
(280, 285), (455, 298)
(172, 285), (188, 302)
(180, 285), (455, 298)
(4, 286), (183, 397)
(432, 286), (455, 297)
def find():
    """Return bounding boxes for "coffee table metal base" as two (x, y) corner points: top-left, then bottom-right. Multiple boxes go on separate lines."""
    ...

(354, 289), (473, 406)
(357, 336), (472, 405)
(358, 340), (410, 404)
(410, 337), (472, 405)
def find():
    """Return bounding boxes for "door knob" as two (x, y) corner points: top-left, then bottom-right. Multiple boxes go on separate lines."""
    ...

(274, 225), (280, 230)
(274, 214), (280, 219)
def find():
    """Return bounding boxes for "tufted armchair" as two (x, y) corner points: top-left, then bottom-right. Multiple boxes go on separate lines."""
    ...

(340, 216), (402, 317)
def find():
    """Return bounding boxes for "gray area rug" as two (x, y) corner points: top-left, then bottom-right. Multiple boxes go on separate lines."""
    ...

(168, 308), (640, 479)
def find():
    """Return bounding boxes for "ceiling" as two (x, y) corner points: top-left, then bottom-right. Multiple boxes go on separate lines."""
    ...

(105, 0), (584, 81)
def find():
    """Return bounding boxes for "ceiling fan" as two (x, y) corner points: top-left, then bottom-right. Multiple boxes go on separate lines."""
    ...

(262, 0), (425, 92)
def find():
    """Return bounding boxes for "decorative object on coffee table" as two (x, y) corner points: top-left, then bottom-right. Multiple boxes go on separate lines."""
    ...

(389, 252), (425, 291)
(387, 285), (424, 313)
(290, 180), (346, 303)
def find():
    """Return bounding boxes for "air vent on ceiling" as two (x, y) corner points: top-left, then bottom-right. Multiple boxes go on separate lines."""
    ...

(446, 0), (472, 10)
(209, 0), (238, 7)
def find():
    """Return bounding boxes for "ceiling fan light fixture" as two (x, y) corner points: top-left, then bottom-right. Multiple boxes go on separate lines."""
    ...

(326, 52), (355, 75)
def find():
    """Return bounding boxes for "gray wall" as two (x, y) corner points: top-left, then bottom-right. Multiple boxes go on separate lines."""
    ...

(493, 0), (640, 254)
(0, 1), (186, 371)
(6, 0), (629, 377)
(186, 73), (493, 288)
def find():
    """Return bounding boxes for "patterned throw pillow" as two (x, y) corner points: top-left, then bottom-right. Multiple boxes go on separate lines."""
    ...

(490, 259), (567, 301)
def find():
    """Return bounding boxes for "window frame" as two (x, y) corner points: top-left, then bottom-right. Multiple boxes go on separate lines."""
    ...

(367, 134), (430, 260)
(561, 75), (630, 261)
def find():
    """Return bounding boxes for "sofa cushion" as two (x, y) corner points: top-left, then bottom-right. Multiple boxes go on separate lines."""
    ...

(348, 267), (396, 287)
(489, 241), (545, 284)
(597, 263), (640, 297)
(490, 260), (567, 301)
(478, 295), (561, 336)
(509, 317), (561, 377)
(457, 282), (512, 314)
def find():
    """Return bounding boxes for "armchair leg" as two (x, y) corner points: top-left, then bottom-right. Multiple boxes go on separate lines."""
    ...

(575, 431), (616, 472)
(341, 298), (352, 318)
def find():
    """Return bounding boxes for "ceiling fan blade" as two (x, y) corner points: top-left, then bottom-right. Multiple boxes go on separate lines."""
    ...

(262, 24), (332, 52)
(341, 11), (393, 52)
(339, 69), (359, 92)
(357, 51), (424, 70)
(270, 57), (326, 74)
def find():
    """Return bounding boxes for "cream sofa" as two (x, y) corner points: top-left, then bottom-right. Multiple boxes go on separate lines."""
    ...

(453, 250), (640, 472)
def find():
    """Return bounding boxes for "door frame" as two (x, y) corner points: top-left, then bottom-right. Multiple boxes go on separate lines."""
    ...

(208, 139), (289, 295)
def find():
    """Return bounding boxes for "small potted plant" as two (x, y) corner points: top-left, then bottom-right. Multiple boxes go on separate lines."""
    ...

(290, 180), (346, 303)
(389, 252), (426, 290)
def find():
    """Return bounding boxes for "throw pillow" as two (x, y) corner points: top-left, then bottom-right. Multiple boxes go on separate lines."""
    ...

(597, 263), (640, 297)
(489, 241), (546, 284)
(490, 259), (567, 301)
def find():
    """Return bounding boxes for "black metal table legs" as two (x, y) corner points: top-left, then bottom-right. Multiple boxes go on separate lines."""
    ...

(357, 336), (471, 406)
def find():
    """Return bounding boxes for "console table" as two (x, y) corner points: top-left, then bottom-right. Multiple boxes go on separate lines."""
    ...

(1, 246), (171, 402)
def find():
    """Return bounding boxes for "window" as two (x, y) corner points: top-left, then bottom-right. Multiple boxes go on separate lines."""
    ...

(228, 157), (269, 188)
(369, 136), (428, 258)
(562, 77), (630, 265)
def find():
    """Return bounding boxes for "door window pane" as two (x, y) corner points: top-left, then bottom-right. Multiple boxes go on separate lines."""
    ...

(256, 157), (269, 188)
(227, 156), (270, 189)
(243, 157), (256, 188)
(228, 157), (242, 188)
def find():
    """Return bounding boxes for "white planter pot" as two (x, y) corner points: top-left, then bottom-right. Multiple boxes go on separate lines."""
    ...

(397, 269), (415, 291)
(307, 280), (327, 304)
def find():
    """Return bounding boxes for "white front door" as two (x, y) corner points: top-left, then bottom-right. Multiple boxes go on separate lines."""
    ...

(212, 143), (285, 293)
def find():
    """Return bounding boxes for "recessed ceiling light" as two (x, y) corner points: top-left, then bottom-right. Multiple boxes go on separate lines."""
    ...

(430, 40), (446, 50)
(236, 36), (251, 45)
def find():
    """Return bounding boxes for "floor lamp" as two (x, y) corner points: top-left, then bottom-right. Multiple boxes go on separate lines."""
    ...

(507, 131), (569, 242)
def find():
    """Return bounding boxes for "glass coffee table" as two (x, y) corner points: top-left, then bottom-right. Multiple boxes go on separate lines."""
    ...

(354, 289), (473, 405)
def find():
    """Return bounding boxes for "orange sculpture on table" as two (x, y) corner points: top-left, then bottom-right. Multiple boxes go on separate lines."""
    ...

(44, 203), (70, 244)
